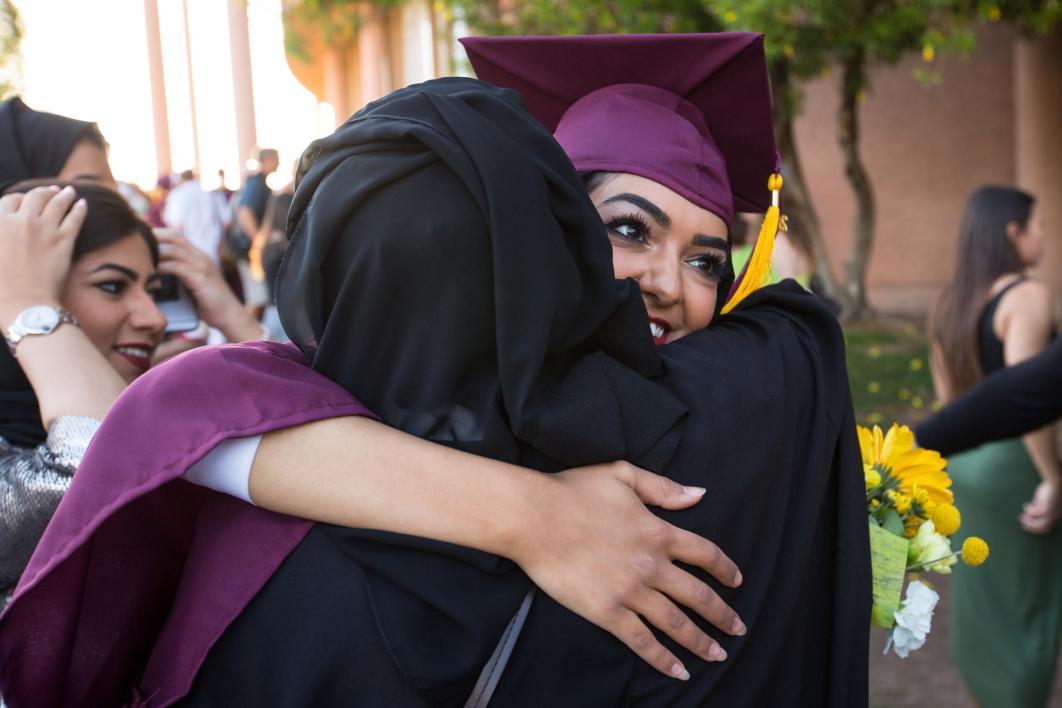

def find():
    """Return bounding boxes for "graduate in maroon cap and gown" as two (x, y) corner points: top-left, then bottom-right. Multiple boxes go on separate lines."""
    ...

(0, 34), (869, 707)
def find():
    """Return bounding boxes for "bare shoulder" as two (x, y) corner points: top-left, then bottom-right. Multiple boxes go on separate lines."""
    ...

(997, 278), (1054, 342)
(1001, 278), (1053, 312)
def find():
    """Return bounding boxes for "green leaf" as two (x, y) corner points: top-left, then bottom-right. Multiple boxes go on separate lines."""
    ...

(882, 508), (905, 537)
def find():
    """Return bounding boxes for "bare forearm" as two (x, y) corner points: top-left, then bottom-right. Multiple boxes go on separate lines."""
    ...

(7, 320), (125, 427)
(236, 207), (258, 241)
(1022, 426), (1061, 484)
(248, 416), (545, 558)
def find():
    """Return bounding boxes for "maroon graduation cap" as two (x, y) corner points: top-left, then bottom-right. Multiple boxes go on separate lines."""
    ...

(460, 33), (779, 230)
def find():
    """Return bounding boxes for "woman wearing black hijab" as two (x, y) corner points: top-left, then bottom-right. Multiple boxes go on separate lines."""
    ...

(0, 97), (115, 191)
(166, 77), (867, 706)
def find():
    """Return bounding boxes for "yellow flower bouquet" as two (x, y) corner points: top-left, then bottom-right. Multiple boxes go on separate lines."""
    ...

(861, 423), (989, 657)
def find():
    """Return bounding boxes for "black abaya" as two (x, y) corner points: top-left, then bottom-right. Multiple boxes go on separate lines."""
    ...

(181, 78), (869, 707)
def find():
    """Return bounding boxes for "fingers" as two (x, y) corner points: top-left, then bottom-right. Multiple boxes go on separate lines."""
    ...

(57, 198), (88, 241)
(656, 564), (744, 639)
(18, 185), (61, 217)
(610, 609), (691, 681)
(41, 185), (79, 224)
(624, 464), (706, 510)
(637, 590), (728, 665)
(669, 526), (742, 588)
(0, 192), (24, 213)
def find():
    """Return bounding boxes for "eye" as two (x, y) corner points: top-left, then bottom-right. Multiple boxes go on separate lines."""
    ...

(687, 252), (728, 281)
(95, 280), (128, 296)
(605, 213), (650, 244)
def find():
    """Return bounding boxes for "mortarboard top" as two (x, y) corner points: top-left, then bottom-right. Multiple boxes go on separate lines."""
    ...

(460, 33), (778, 229)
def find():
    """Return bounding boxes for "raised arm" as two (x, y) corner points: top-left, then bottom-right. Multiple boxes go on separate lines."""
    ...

(241, 415), (743, 680)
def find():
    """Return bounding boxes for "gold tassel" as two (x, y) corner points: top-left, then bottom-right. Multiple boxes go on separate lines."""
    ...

(721, 173), (783, 314)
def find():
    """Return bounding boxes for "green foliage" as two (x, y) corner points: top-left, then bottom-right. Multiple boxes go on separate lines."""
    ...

(845, 322), (936, 428)
(451, 0), (719, 36)
(282, 0), (409, 61)
(0, 0), (23, 99)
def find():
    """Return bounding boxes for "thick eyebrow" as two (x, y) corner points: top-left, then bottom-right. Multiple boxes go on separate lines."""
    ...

(90, 263), (139, 280)
(693, 235), (729, 251)
(601, 193), (671, 228)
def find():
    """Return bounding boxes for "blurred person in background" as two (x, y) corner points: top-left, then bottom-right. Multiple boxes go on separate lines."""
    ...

(163, 169), (225, 265)
(145, 174), (172, 228)
(928, 185), (1060, 708)
(233, 148), (278, 317)
(0, 97), (114, 192)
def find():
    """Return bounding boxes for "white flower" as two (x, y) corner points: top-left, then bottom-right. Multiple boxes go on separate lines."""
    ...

(907, 520), (957, 574)
(888, 580), (939, 658)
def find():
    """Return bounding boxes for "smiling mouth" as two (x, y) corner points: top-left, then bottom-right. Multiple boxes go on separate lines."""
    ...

(648, 318), (671, 346)
(114, 345), (154, 371)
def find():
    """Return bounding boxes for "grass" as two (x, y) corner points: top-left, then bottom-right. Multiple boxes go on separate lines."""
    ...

(844, 320), (937, 429)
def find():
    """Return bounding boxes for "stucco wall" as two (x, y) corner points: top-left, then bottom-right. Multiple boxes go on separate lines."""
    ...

(793, 25), (1019, 317)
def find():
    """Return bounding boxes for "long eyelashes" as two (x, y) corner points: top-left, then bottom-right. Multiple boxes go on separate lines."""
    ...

(605, 212), (651, 243)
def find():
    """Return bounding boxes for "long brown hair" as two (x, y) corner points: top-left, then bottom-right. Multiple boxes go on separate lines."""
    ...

(931, 186), (1033, 396)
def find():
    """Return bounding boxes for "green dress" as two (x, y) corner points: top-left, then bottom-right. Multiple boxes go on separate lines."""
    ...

(949, 438), (1062, 707)
(949, 280), (1061, 706)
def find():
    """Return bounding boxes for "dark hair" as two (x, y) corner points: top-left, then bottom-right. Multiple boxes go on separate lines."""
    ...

(931, 185), (1034, 396)
(5, 179), (158, 266)
(259, 148), (279, 162)
(179, 169), (195, 181)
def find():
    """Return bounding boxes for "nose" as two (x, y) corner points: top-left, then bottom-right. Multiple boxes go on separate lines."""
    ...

(129, 289), (168, 338)
(639, 248), (682, 308)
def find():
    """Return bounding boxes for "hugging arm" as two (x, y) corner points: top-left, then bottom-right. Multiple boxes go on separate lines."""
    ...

(227, 415), (743, 679)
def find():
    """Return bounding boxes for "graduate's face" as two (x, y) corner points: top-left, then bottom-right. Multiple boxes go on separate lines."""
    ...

(591, 173), (728, 345)
(60, 233), (166, 384)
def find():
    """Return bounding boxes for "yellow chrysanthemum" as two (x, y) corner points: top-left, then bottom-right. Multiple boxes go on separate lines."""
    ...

(930, 503), (961, 536)
(858, 424), (953, 506)
(961, 537), (989, 566)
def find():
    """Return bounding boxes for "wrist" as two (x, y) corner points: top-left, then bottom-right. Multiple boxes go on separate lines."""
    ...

(490, 469), (556, 565)
(214, 300), (264, 342)
(1, 298), (64, 329)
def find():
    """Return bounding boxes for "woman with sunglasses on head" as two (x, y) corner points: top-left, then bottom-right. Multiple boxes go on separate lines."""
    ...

(1, 35), (868, 708)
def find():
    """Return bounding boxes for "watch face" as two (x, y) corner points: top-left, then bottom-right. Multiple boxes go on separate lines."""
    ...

(19, 306), (61, 333)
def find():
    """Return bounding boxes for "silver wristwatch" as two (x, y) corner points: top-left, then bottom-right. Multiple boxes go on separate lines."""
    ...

(4, 305), (79, 357)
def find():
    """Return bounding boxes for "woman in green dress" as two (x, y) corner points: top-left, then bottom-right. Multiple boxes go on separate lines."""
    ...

(929, 185), (1061, 707)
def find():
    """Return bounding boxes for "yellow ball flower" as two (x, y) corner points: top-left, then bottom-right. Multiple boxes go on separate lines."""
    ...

(865, 466), (882, 489)
(961, 537), (989, 566)
(930, 504), (961, 536)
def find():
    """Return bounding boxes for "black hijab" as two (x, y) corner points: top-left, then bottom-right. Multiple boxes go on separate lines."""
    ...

(0, 99), (101, 447)
(191, 78), (869, 706)
(0, 97), (101, 193)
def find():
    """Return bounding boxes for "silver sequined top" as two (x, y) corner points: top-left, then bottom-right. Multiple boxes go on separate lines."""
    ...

(1, 416), (100, 606)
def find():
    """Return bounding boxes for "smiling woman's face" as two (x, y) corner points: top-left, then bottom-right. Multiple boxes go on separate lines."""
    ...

(59, 233), (166, 384)
(590, 173), (729, 345)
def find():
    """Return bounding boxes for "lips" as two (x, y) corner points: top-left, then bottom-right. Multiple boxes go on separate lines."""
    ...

(648, 317), (671, 346)
(114, 344), (155, 372)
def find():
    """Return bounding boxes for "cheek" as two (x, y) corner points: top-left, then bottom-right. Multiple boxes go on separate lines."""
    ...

(609, 244), (644, 281)
(681, 276), (717, 331)
(60, 287), (124, 353)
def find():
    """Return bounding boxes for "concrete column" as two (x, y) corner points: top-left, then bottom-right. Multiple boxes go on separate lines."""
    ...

(228, 0), (258, 170)
(143, 0), (171, 177)
(180, 0), (201, 174)
(323, 46), (349, 127)
(1015, 28), (1062, 296)
(357, 7), (389, 106)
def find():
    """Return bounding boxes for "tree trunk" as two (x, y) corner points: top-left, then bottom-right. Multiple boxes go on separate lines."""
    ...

(838, 52), (875, 322)
(770, 62), (845, 307)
